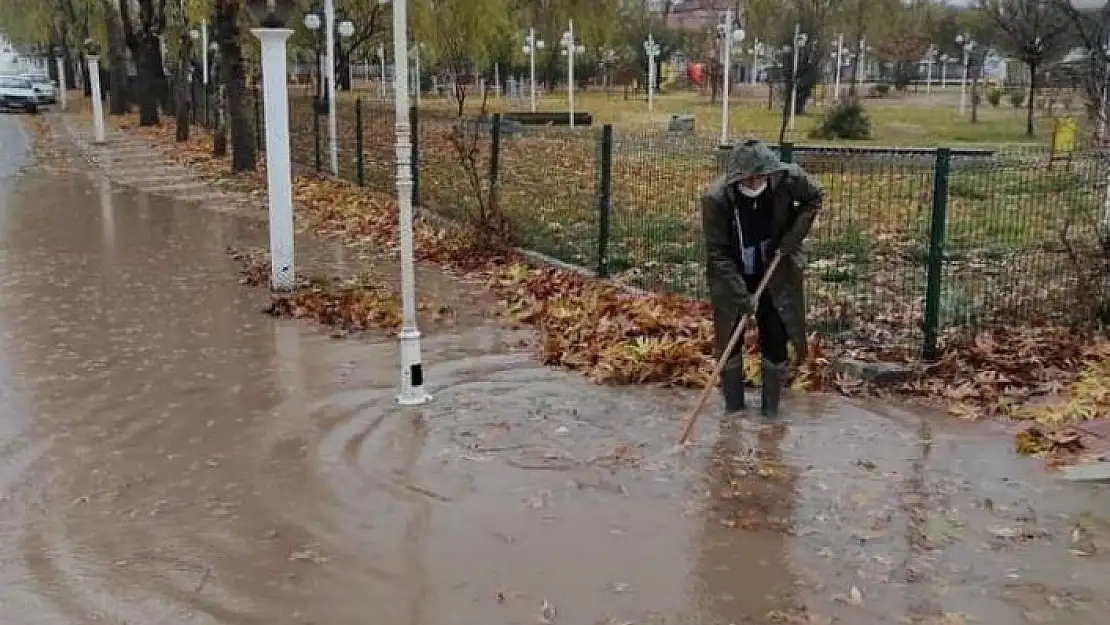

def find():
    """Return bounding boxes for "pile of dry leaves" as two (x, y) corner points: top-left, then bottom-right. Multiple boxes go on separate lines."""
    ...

(97, 113), (1110, 459)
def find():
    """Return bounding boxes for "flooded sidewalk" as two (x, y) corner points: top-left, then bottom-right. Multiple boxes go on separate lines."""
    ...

(1, 114), (1109, 625)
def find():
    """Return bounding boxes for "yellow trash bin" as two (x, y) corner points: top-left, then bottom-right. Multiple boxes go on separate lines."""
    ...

(1051, 117), (1077, 159)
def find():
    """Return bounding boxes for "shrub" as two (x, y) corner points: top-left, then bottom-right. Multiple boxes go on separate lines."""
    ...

(1009, 90), (1024, 108)
(987, 87), (1002, 107)
(893, 69), (912, 92)
(868, 83), (891, 98)
(810, 100), (872, 140)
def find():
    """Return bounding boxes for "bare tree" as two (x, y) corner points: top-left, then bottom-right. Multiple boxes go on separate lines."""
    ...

(775, 0), (833, 144)
(213, 0), (255, 172)
(980, 0), (1073, 137)
(119, 0), (170, 125)
(333, 0), (389, 91)
(1053, 1), (1109, 138)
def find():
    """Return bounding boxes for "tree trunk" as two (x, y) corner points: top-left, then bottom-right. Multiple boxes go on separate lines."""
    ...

(136, 35), (161, 126)
(81, 58), (92, 96)
(213, 82), (228, 157)
(214, 3), (255, 172)
(971, 68), (980, 124)
(778, 83), (790, 145)
(103, 1), (130, 115)
(337, 53), (352, 91)
(1026, 61), (1037, 138)
(61, 45), (77, 88)
(175, 34), (192, 142)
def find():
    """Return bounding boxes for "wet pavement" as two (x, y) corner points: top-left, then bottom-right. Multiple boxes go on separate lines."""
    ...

(2, 113), (1110, 624)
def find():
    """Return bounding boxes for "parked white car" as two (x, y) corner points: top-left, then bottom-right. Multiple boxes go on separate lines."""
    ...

(23, 73), (56, 104)
(0, 75), (40, 113)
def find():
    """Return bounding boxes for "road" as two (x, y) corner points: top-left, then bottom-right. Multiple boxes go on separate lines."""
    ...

(1, 112), (1109, 625)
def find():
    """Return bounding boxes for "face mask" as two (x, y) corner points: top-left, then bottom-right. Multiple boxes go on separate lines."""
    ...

(738, 180), (768, 198)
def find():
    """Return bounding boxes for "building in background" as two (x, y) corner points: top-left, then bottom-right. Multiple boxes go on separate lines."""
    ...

(0, 31), (48, 75)
(647, 0), (739, 32)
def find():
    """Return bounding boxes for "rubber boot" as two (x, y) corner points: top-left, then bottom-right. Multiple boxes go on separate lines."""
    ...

(720, 363), (746, 413)
(760, 359), (788, 420)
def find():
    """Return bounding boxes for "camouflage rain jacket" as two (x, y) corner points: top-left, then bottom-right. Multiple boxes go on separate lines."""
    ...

(701, 139), (823, 363)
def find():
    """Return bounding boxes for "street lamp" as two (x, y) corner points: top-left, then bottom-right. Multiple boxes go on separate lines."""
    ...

(831, 34), (848, 102)
(377, 43), (387, 99)
(188, 27), (202, 87)
(245, 0), (298, 292)
(787, 24), (808, 132)
(409, 42), (424, 107)
(560, 21), (585, 129)
(378, 0), (431, 406)
(716, 10), (744, 144)
(84, 38), (105, 144)
(855, 37), (872, 89)
(188, 24), (209, 85)
(522, 28), (545, 113)
(955, 33), (975, 116)
(303, 2), (353, 176)
(644, 34), (661, 113)
(336, 12), (355, 93)
(303, 8), (324, 100)
(924, 45), (937, 95)
(748, 41), (764, 86)
(939, 53), (950, 88)
(601, 48), (617, 97)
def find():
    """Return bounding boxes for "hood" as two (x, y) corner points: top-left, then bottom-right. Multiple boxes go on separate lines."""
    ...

(723, 138), (789, 186)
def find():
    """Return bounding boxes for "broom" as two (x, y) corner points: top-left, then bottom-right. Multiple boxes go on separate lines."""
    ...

(676, 252), (783, 446)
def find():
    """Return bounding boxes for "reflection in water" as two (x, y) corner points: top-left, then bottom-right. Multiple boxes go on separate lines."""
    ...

(900, 418), (938, 619)
(397, 412), (431, 625)
(695, 423), (797, 622)
(96, 174), (115, 252)
(274, 322), (305, 405)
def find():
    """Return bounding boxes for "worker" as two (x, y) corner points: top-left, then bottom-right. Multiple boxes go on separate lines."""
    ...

(701, 138), (822, 418)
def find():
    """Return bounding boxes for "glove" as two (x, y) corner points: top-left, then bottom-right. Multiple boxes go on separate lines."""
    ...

(739, 290), (760, 316)
(777, 238), (800, 256)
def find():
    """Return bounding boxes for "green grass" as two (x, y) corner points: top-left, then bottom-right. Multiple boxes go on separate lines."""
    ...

(390, 87), (1074, 148)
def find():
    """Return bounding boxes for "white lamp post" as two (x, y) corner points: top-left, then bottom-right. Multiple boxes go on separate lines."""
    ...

(716, 11), (744, 144)
(378, 0), (431, 406)
(560, 21), (585, 129)
(787, 24), (807, 132)
(924, 45), (936, 95)
(409, 42), (423, 107)
(84, 39), (105, 144)
(644, 34), (660, 112)
(303, 2), (353, 176)
(748, 41), (763, 86)
(956, 33), (975, 116)
(201, 20), (209, 85)
(522, 28), (544, 113)
(377, 43), (387, 99)
(939, 54), (949, 87)
(832, 33), (845, 102)
(246, 0), (298, 292)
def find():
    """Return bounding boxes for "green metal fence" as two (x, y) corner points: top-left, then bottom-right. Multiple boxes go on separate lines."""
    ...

(185, 91), (1105, 358)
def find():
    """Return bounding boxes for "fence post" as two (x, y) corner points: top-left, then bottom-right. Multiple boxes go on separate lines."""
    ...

(411, 104), (420, 208)
(313, 104), (322, 173)
(355, 98), (365, 186)
(922, 147), (951, 361)
(780, 141), (795, 164)
(489, 113), (502, 211)
(597, 124), (614, 278)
